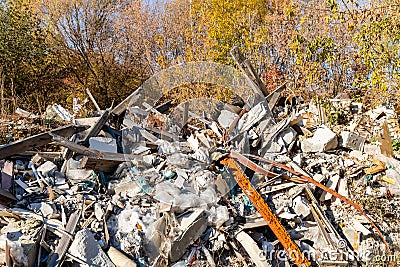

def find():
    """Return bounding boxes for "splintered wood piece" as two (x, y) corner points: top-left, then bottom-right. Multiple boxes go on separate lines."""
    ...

(0, 125), (88, 160)
(379, 121), (394, 158)
(47, 210), (81, 267)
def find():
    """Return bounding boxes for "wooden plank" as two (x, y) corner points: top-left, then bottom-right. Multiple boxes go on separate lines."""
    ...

(230, 46), (268, 97)
(0, 125), (88, 160)
(47, 210), (81, 267)
(1, 160), (13, 191)
(112, 90), (141, 116)
(266, 83), (286, 111)
(182, 102), (189, 127)
(8, 151), (63, 159)
(51, 134), (141, 172)
(236, 231), (271, 267)
(155, 100), (172, 114)
(86, 88), (102, 113)
(144, 126), (179, 142)
(137, 128), (159, 143)
(80, 109), (111, 146)
(379, 121), (394, 158)
(5, 240), (11, 267)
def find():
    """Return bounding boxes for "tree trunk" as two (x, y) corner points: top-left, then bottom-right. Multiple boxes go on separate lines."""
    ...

(0, 67), (4, 116)
(10, 77), (15, 113)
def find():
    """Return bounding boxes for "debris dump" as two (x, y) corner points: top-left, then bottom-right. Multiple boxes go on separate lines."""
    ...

(1, 60), (400, 267)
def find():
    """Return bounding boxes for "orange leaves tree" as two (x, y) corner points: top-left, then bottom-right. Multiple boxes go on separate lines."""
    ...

(3, 0), (400, 113)
(38, 0), (150, 110)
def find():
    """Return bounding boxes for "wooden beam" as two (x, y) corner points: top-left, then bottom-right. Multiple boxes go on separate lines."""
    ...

(47, 210), (81, 267)
(7, 151), (63, 159)
(80, 109), (111, 146)
(51, 134), (141, 172)
(80, 154), (136, 173)
(112, 90), (140, 116)
(0, 125), (88, 160)
(266, 83), (286, 111)
(230, 46), (269, 97)
(86, 88), (102, 113)
(155, 100), (172, 114)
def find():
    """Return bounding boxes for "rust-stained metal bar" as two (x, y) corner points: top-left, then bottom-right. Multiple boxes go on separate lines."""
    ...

(229, 151), (278, 178)
(221, 157), (311, 267)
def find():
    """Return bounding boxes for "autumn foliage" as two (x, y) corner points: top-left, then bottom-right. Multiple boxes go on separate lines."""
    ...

(1, 0), (400, 115)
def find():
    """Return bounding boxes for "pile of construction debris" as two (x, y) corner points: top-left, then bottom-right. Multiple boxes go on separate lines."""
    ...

(1, 64), (400, 267)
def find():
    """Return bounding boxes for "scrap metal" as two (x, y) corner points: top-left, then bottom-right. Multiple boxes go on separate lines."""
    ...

(221, 156), (311, 267)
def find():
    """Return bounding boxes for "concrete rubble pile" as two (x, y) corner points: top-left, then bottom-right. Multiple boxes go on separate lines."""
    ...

(1, 81), (400, 266)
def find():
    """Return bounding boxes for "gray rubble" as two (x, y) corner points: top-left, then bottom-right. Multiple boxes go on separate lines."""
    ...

(69, 229), (115, 267)
(0, 66), (400, 267)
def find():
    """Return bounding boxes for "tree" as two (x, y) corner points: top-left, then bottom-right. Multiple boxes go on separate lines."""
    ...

(1, 0), (396, 114)
(353, 0), (400, 105)
(0, 0), (48, 114)
(40, 0), (149, 109)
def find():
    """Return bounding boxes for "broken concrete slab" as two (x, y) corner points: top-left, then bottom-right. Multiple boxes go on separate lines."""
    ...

(37, 161), (57, 177)
(89, 137), (118, 153)
(237, 102), (269, 133)
(278, 127), (297, 147)
(69, 229), (115, 267)
(301, 125), (338, 153)
(218, 110), (239, 129)
(169, 209), (208, 262)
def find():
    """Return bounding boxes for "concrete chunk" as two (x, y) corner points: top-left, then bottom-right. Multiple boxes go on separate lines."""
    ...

(170, 209), (208, 262)
(37, 161), (57, 176)
(69, 229), (115, 267)
(319, 174), (340, 201)
(301, 125), (338, 152)
(340, 131), (365, 151)
(292, 195), (311, 218)
(28, 203), (55, 218)
(279, 127), (297, 146)
(89, 137), (118, 153)
(218, 110), (238, 129)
